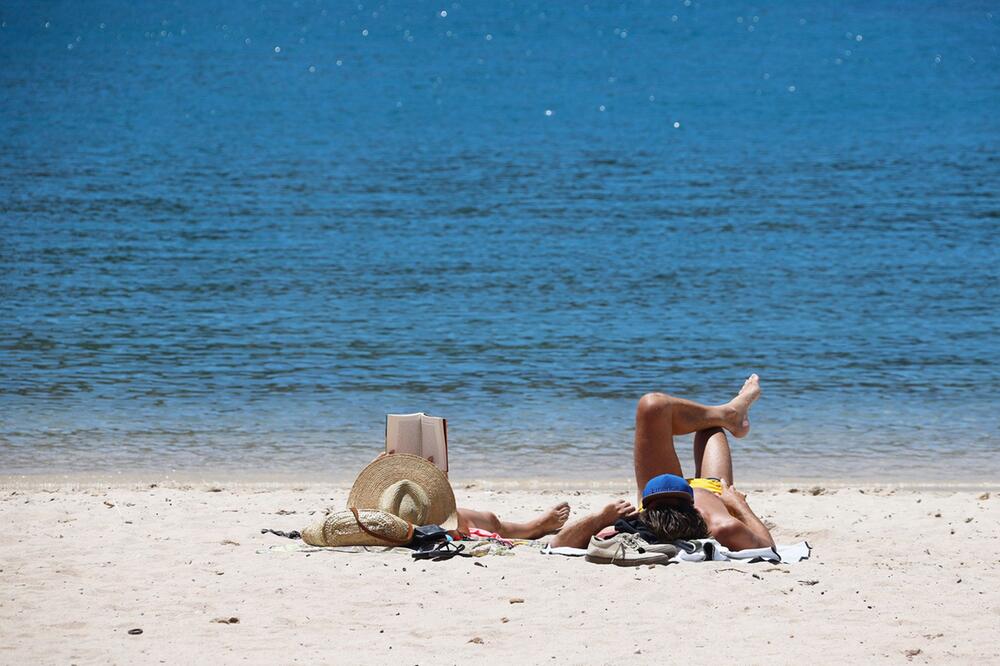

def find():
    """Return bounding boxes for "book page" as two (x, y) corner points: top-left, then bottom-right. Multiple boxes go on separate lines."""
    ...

(420, 414), (448, 473)
(386, 413), (423, 456)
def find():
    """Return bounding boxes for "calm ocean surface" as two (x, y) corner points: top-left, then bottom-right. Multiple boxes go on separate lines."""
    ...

(1, 2), (998, 480)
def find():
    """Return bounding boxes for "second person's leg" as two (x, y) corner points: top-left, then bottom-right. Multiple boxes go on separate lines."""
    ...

(457, 503), (570, 539)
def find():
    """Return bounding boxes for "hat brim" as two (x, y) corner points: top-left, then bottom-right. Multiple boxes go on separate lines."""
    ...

(302, 509), (414, 547)
(643, 490), (694, 508)
(348, 453), (459, 530)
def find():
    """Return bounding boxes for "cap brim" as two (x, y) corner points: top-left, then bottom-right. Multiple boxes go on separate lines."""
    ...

(643, 490), (694, 508)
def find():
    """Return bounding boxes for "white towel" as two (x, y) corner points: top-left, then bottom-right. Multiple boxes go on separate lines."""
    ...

(672, 538), (811, 564)
(541, 539), (811, 564)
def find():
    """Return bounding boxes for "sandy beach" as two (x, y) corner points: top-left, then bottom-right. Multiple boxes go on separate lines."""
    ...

(1, 478), (997, 664)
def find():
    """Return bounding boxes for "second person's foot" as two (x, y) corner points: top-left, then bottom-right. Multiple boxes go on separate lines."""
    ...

(535, 502), (571, 534)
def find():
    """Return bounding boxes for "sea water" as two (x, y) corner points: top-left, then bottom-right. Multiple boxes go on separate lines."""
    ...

(1, 2), (998, 480)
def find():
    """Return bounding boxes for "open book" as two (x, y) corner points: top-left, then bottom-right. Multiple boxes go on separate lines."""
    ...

(386, 413), (448, 473)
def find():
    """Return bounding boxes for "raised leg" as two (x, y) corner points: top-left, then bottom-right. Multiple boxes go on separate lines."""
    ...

(633, 375), (760, 502)
(457, 503), (570, 539)
(693, 427), (734, 483)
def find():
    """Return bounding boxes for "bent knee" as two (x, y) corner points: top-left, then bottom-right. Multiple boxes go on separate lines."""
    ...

(636, 392), (673, 417)
(476, 511), (501, 532)
(694, 426), (726, 442)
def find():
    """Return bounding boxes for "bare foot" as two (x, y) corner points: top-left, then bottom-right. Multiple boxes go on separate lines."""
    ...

(535, 502), (571, 535)
(725, 373), (761, 438)
(599, 499), (637, 525)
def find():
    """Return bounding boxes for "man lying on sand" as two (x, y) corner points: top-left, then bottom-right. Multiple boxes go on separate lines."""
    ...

(551, 375), (775, 558)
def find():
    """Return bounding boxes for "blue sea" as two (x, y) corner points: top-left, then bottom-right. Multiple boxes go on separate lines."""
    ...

(1, 1), (998, 481)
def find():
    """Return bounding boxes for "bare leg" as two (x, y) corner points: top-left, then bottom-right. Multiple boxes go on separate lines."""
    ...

(550, 500), (636, 549)
(693, 427), (734, 482)
(457, 502), (570, 539)
(633, 375), (760, 501)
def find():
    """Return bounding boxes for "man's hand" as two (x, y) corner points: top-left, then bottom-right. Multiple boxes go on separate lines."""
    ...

(600, 499), (638, 525)
(719, 478), (748, 513)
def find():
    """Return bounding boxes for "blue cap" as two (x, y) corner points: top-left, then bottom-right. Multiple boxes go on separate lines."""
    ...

(642, 474), (694, 507)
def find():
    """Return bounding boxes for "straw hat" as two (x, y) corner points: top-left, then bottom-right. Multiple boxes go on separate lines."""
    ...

(301, 508), (414, 547)
(347, 453), (458, 530)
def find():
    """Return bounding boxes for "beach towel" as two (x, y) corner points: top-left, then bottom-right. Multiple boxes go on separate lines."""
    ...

(673, 538), (811, 564)
(258, 535), (530, 558)
(541, 539), (811, 564)
(463, 527), (515, 547)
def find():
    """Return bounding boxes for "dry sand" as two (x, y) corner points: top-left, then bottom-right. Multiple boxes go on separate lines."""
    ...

(1, 478), (997, 664)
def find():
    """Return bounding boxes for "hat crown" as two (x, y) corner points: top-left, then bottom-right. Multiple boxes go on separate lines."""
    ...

(378, 479), (430, 524)
(346, 453), (459, 530)
(642, 473), (694, 506)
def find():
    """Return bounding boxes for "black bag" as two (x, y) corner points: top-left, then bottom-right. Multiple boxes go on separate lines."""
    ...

(409, 524), (449, 550)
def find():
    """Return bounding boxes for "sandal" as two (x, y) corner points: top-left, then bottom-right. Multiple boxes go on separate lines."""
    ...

(411, 541), (470, 562)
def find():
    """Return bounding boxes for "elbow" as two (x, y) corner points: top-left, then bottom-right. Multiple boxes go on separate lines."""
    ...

(709, 518), (743, 545)
(710, 518), (773, 551)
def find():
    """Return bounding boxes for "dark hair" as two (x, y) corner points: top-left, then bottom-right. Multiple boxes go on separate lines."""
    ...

(640, 503), (709, 541)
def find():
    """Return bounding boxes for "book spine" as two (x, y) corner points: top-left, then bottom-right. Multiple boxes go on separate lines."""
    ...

(442, 418), (448, 473)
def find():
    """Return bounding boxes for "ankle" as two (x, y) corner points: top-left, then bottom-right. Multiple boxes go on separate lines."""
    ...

(717, 403), (738, 424)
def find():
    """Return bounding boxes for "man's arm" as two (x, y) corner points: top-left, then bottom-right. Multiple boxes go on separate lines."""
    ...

(712, 479), (776, 550)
